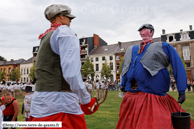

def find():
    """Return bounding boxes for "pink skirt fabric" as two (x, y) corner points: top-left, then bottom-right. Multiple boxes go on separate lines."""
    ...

(116, 91), (194, 129)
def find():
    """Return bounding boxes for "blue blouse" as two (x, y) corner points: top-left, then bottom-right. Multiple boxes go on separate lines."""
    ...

(121, 42), (187, 96)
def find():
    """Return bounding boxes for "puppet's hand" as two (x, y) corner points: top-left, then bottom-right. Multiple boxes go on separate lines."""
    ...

(178, 93), (185, 104)
(80, 98), (99, 115)
(120, 86), (126, 92)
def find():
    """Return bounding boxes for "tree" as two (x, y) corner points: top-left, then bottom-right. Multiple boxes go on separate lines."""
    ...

(0, 71), (6, 81)
(169, 52), (187, 77)
(101, 59), (112, 81)
(9, 67), (21, 81)
(29, 63), (36, 82)
(81, 56), (95, 79)
(0, 56), (6, 61)
(118, 57), (124, 74)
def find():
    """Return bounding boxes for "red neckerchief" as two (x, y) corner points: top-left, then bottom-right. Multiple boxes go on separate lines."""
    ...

(38, 23), (82, 55)
(138, 40), (153, 54)
(38, 23), (62, 39)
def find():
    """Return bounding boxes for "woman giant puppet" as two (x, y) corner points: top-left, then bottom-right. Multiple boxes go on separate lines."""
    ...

(116, 24), (194, 129)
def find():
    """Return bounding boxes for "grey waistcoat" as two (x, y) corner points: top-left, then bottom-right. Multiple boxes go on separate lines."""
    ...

(121, 42), (170, 77)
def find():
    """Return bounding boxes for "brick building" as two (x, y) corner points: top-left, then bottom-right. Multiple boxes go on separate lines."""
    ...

(161, 25), (194, 80)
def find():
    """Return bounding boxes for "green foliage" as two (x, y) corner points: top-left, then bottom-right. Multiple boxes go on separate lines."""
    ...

(101, 59), (112, 80)
(9, 67), (21, 81)
(118, 57), (124, 74)
(0, 56), (6, 61)
(169, 52), (187, 77)
(0, 70), (6, 81)
(29, 63), (36, 82)
(81, 56), (95, 79)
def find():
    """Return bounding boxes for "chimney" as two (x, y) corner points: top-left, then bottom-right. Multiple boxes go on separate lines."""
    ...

(118, 41), (121, 48)
(180, 29), (183, 32)
(162, 29), (165, 34)
(93, 34), (99, 47)
(189, 25), (192, 30)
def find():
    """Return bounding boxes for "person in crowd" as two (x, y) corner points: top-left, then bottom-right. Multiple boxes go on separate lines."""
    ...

(95, 80), (100, 99)
(171, 80), (175, 91)
(87, 81), (93, 99)
(1, 92), (19, 129)
(0, 99), (5, 128)
(114, 80), (118, 91)
(187, 79), (191, 91)
(100, 80), (105, 98)
(21, 86), (34, 121)
(117, 24), (194, 128)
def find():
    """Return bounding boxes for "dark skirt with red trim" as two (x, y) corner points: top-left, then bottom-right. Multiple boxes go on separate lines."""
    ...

(116, 91), (194, 129)
(24, 113), (87, 129)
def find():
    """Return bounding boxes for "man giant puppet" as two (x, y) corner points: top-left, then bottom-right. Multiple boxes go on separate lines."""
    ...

(27, 4), (98, 129)
(116, 24), (194, 129)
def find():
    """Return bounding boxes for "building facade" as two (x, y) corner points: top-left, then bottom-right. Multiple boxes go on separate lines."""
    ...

(20, 57), (33, 84)
(80, 34), (107, 66)
(161, 25), (194, 80)
(0, 59), (26, 81)
(89, 38), (161, 82)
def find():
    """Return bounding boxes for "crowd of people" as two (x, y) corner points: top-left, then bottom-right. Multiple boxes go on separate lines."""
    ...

(170, 79), (194, 92)
(0, 82), (35, 129)
(84, 80), (108, 99)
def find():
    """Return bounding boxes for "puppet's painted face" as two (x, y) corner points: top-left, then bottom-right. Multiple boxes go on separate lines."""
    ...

(139, 28), (154, 42)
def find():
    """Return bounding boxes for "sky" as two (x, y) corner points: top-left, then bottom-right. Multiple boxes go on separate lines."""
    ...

(0, 0), (194, 61)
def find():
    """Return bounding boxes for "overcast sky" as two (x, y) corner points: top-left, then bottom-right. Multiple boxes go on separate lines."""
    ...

(0, 0), (193, 61)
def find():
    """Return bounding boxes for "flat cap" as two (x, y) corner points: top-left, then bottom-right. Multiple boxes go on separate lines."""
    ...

(138, 24), (154, 31)
(44, 4), (76, 21)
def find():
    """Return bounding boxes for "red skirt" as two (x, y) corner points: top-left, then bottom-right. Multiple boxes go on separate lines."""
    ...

(116, 91), (194, 129)
(24, 113), (87, 129)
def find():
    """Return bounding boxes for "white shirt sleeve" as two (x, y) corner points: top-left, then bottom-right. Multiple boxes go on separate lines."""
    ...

(50, 25), (90, 105)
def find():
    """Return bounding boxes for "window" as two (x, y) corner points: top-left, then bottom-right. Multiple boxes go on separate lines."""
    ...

(117, 63), (120, 69)
(169, 36), (173, 42)
(27, 78), (28, 83)
(180, 32), (190, 41)
(96, 64), (99, 71)
(182, 46), (190, 60)
(96, 57), (98, 61)
(167, 34), (175, 42)
(27, 69), (29, 74)
(21, 69), (23, 74)
(91, 58), (93, 62)
(104, 48), (108, 51)
(102, 57), (105, 61)
(4, 68), (6, 71)
(116, 56), (120, 60)
(1, 68), (2, 71)
(110, 62), (113, 70)
(9, 68), (11, 73)
(185, 62), (190, 67)
(21, 78), (23, 83)
(24, 77), (26, 82)
(24, 69), (26, 74)
(110, 56), (113, 60)
(110, 75), (113, 82)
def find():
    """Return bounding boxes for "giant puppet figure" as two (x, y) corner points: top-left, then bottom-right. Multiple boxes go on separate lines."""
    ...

(116, 24), (194, 129)
(26, 4), (99, 129)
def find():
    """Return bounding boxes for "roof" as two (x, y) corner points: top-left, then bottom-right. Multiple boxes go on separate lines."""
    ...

(90, 37), (161, 55)
(0, 58), (26, 66)
(22, 57), (33, 64)
(0, 61), (4, 65)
